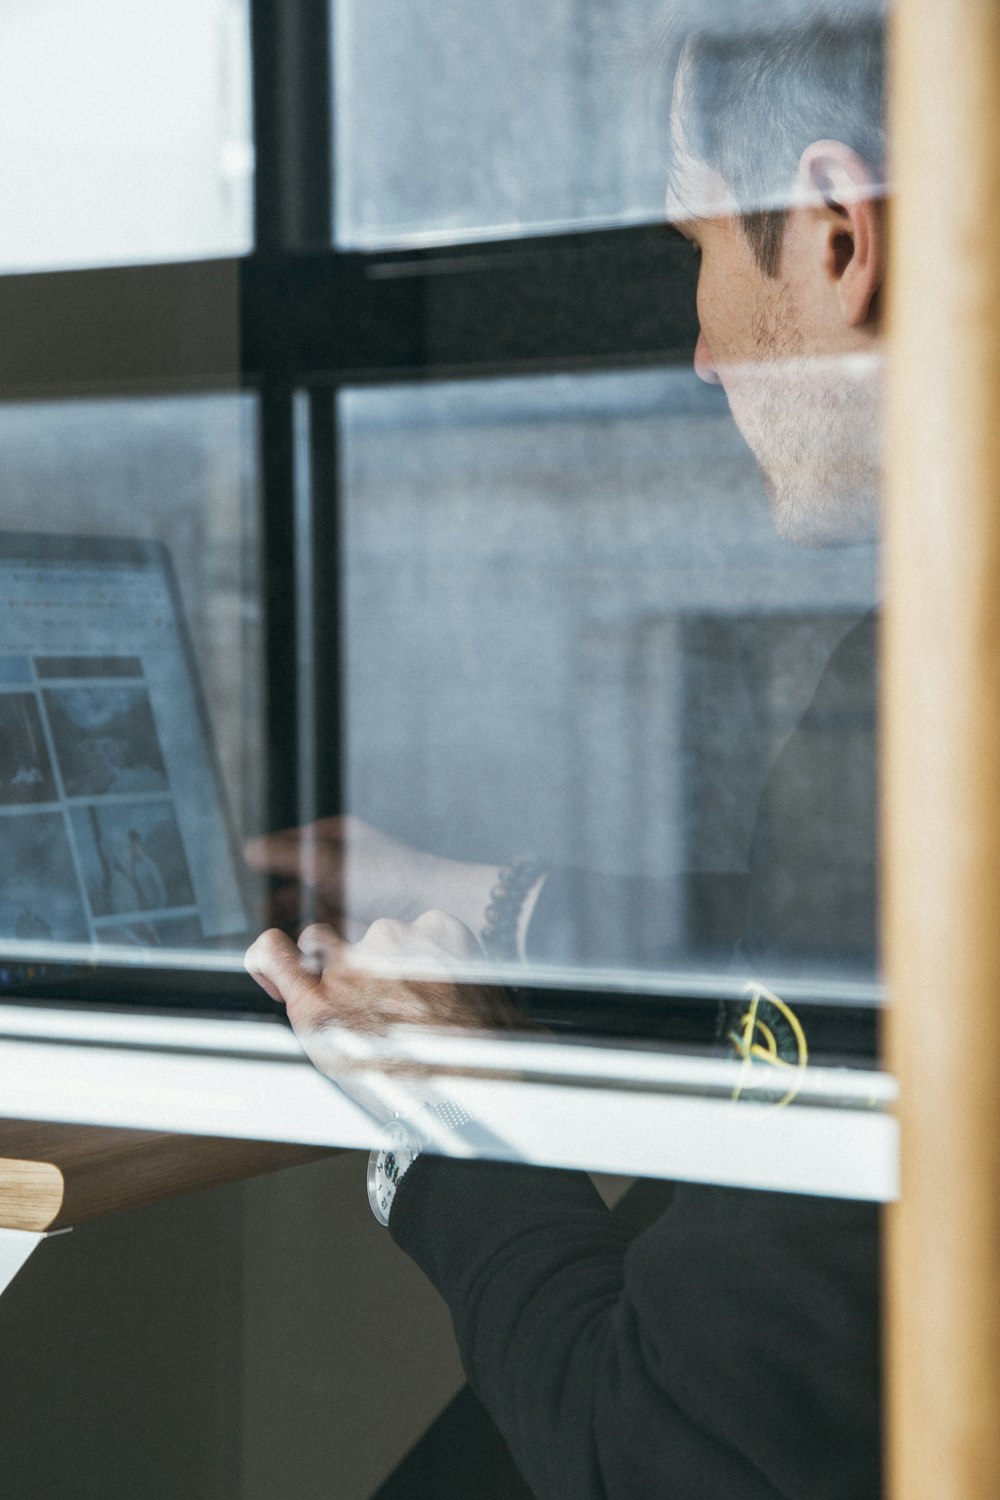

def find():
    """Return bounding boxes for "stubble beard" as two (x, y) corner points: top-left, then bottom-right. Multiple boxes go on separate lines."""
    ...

(738, 289), (881, 547)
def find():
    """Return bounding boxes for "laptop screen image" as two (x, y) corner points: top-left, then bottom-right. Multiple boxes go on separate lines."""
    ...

(0, 532), (263, 1008)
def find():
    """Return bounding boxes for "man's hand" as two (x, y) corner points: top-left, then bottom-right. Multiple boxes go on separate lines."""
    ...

(245, 911), (527, 1079)
(244, 815), (500, 939)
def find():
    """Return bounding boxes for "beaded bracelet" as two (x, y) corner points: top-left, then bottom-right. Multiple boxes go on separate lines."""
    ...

(480, 855), (547, 960)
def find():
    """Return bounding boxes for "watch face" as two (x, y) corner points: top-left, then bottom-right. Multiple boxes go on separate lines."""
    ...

(367, 1121), (417, 1226)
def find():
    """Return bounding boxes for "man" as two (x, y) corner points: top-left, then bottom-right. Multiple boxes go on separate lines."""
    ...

(247, 3), (886, 1494)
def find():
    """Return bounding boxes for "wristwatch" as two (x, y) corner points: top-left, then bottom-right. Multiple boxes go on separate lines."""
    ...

(367, 1099), (475, 1226)
(367, 1117), (420, 1227)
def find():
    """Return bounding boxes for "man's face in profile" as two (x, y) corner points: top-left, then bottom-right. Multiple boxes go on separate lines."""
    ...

(667, 97), (882, 546)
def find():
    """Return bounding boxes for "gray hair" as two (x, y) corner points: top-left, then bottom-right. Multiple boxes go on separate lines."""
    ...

(654, 0), (886, 274)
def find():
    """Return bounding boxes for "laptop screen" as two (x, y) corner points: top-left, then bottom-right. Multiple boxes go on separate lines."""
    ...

(0, 532), (250, 993)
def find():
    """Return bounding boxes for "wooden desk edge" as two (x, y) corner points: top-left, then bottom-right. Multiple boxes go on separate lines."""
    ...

(0, 1121), (340, 1232)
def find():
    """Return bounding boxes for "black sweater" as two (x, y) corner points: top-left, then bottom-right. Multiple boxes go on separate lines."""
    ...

(391, 1160), (880, 1498)
(389, 616), (881, 1498)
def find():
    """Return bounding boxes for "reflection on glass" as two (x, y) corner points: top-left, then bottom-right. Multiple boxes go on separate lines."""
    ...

(0, 398), (262, 987)
(0, 542), (245, 957)
(248, 9), (888, 1500)
(336, 370), (879, 1002)
(0, 0), (252, 271)
(333, 0), (671, 247)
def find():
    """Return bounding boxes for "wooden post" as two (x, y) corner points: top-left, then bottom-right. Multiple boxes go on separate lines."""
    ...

(884, 0), (1000, 1494)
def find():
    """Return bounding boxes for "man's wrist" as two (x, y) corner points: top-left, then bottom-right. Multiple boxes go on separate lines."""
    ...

(517, 871), (546, 954)
(428, 858), (504, 937)
(480, 857), (548, 961)
(422, 856), (547, 961)
(368, 1099), (477, 1226)
(367, 1119), (420, 1226)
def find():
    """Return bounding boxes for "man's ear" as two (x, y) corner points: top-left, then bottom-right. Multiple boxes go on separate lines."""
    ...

(798, 140), (885, 328)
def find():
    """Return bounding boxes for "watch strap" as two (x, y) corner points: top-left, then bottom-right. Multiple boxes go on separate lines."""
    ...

(367, 1099), (476, 1225)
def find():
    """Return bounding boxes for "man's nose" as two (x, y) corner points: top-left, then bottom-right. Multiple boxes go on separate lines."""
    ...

(694, 330), (721, 385)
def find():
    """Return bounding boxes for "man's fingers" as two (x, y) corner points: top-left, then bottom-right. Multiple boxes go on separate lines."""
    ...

(297, 922), (344, 966)
(244, 830), (308, 873)
(243, 827), (345, 889)
(411, 908), (482, 957)
(244, 928), (334, 1031)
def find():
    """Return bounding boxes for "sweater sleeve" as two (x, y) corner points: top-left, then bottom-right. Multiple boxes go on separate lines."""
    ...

(389, 1157), (880, 1500)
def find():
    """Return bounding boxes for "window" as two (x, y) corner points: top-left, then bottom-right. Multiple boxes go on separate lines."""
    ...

(1, 0), (888, 1195)
(334, 0), (670, 246)
(340, 373), (878, 995)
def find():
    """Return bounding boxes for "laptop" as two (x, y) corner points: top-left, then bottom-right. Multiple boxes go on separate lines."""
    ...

(0, 531), (272, 1011)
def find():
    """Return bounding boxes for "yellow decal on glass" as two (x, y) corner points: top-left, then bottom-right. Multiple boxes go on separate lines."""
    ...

(729, 982), (809, 1108)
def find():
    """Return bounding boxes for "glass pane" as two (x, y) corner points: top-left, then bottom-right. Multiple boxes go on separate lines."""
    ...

(338, 370), (879, 1010)
(333, 0), (671, 248)
(0, 0), (253, 272)
(0, 395), (265, 987)
(255, 8), (888, 1500)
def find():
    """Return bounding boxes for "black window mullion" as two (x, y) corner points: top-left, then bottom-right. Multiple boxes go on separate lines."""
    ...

(249, 0), (336, 839)
(239, 227), (699, 386)
(256, 385), (301, 833)
(296, 386), (344, 829)
(250, 0), (333, 253)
